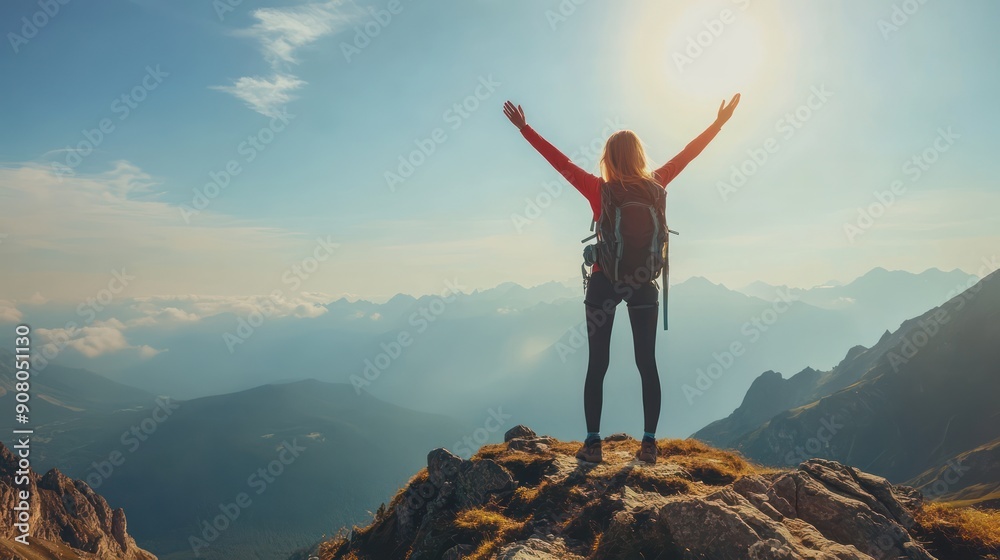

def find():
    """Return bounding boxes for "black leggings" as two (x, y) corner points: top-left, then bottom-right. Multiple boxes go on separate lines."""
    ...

(582, 270), (661, 435)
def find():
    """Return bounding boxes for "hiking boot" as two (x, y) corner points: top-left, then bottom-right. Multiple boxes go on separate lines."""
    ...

(636, 439), (658, 464)
(575, 439), (603, 463)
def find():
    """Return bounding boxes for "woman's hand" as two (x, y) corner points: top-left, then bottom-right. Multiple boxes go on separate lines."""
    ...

(503, 100), (527, 130)
(716, 93), (741, 126)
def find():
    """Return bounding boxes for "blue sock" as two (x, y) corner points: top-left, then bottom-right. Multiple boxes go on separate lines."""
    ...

(643, 432), (656, 442)
(586, 432), (600, 443)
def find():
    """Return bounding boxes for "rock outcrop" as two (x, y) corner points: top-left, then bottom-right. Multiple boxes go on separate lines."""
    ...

(293, 427), (996, 560)
(0, 441), (156, 560)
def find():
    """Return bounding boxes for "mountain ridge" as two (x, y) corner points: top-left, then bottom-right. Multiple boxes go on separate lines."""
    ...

(0, 441), (157, 560)
(693, 267), (1000, 495)
(292, 426), (998, 560)
(25, 376), (470, 560)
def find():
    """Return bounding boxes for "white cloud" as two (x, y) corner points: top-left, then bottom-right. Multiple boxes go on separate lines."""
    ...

(27, 292), (48, 305)
(15, 292), (336, 361)
(0, 161), (312, 301)
(0, 300), (22, 323)
(138, 345), (163, 358)
(36, 324), (158, 359)
(129, 293), (336, 323)
(210, 74), (306, 119)
(214, 0), (359, 117)
(125, 303), (202, 327)
(23, 292), (340, 360)
(242, 1), (359, 67)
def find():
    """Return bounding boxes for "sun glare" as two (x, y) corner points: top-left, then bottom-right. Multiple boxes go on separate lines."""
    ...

(668, 11), (767, 97)
(627, 3), (787, 121)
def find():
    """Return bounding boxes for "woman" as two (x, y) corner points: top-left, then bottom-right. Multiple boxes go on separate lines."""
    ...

(502, 94), (740, 464)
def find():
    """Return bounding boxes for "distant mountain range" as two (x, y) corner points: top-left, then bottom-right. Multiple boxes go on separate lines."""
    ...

(0, 348), (154, 423)
(0, 352), (470, 560)
(693, 268), (1000, 506)
(2, 266), (996, 559)
(25, 267), (976, 441)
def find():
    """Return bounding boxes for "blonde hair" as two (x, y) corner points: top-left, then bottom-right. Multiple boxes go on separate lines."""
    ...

(599, 130), (656, 184)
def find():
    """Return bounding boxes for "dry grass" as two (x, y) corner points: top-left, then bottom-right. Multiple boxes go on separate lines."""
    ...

(312, 535), (349, 560)
(453, 508), (528, 560)
(512, 483), (543, 506)
(657, 438), (762, 485)
(589, 533), (603, 558)
(386, 468), (429, 510)
(455, 507), (524, 533)
(553, 437), (761, 473)
(623, 469), (692, 495)
(507, 479), (575, 521)
(916, 502), (1000, 557)
(487, 450), (555, 486)
(562, 491), (622, 546)
(655, 438), (718, 456)
(474, 442), (511, 458)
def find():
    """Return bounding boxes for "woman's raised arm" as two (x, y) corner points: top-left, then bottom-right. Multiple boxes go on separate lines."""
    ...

(504, 101), (602, 206)
(653, 93), (740, 187)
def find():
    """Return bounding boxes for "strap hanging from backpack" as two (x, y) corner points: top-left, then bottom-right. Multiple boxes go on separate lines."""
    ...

(663, 228), (678, 330)
(581, 220), (597, 293)
(581, 219), (597, 243)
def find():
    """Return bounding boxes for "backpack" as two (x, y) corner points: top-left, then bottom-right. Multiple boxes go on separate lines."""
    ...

(581, 178), (677, 330)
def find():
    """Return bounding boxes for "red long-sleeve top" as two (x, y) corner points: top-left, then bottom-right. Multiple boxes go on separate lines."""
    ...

(519, 121), (723, 272)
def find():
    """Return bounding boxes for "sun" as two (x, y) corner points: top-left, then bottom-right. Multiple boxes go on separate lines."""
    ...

(626, 3), (786, 113)
(667, 9), (768, 97)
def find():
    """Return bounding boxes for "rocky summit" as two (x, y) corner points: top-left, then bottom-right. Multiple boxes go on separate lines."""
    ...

(0, 441), (156, 560)
(295, 426), (997, 560)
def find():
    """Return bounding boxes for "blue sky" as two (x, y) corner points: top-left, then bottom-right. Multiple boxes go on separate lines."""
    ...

(1, 0), (998, 305)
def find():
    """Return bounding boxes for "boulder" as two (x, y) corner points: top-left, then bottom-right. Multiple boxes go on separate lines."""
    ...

(455, 459), (515, 509)
(505, 425), (536, 442)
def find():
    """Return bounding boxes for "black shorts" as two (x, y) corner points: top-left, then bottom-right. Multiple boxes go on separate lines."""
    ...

(584, 269), (659, 313)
